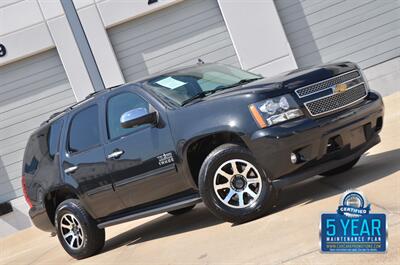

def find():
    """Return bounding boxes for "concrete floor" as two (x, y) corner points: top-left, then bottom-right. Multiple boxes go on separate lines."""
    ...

(1, 93), (399, 265)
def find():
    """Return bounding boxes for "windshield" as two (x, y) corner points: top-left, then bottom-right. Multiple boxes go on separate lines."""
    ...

(143, 64), (262, 106)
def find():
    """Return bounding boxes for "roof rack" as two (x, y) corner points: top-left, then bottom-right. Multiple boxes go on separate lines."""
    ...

(41, 85), (124, 125)
(40, 110), (65, 126)
(85, 90), (104, 99)
(41, 91), (102, 125)
(48, 111), (63, 120)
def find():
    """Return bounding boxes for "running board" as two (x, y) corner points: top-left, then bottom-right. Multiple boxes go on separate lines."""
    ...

(97, 195), (202, 228)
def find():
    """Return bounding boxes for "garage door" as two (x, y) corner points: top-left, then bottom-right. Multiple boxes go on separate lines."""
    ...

(108, 0), (240, 82)
(275, 0), (400, 69)
(0, 49), (76, 202)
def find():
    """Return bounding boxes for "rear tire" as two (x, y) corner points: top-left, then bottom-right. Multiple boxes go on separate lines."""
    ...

(168, 205), (195, 215)
(55, 199), (105, 259)
(199, 144), (275, 224)
(321, 156), (361, 176)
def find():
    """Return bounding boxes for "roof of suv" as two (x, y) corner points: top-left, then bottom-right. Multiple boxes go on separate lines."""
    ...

(41, 62), (210, 126)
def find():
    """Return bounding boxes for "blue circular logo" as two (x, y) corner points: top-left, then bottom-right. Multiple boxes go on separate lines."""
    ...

(338, 190), (370, 217)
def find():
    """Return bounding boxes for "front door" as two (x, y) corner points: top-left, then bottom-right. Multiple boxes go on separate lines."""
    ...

(103, 90), (189, 209)
(61, 104), (125, 218)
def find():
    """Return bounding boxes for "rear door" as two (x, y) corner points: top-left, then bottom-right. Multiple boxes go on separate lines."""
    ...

(61, 103), (125, 218)
(103, 88), (189, 209)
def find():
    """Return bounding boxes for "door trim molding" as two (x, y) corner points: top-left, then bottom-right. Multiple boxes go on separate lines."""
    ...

(114, 163), (176, 188)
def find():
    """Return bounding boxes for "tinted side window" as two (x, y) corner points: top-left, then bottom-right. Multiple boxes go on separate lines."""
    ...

(23, 134), (40, 175)
(48, 118), (63, 158)
(68, 105), (100, 153)
(107, 92), (149, 139)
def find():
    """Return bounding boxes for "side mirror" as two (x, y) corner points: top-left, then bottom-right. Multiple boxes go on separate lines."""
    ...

(120, 108), (157, 128)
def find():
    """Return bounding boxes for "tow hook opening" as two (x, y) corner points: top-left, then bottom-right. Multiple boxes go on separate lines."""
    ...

(326, 135), (343, 153)
(375, 117), (383, 131)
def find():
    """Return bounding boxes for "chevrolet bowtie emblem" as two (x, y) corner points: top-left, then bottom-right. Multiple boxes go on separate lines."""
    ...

(334, 83), (348, 94)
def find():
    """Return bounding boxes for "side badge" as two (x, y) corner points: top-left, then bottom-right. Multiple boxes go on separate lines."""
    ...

(157, 152), (174, 166)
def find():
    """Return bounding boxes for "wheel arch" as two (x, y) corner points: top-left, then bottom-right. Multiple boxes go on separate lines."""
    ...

(183, 131), (249, 188)
(44, 185), (80, 225)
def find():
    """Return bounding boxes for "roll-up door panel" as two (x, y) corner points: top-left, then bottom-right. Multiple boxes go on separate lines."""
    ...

(275, 0), (400, 69)
(108, 0), (240, 82)
(0, 49), (76, 202)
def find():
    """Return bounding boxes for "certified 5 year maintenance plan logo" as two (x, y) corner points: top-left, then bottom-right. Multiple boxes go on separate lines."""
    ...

(320, 190), (387, 253)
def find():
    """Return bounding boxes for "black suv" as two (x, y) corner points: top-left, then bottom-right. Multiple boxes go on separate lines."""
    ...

(22, 63), (383, 259)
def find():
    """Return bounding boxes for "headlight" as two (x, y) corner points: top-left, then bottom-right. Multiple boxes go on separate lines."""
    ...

(249, 95), (303, 128)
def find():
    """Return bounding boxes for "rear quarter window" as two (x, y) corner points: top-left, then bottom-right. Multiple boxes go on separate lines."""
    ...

(23, 118), (64, 175)
(23, 134), (40, 175)
(48, 118), (64, 158)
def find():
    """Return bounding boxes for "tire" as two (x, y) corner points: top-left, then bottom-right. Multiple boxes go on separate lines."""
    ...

(321, 156), (361, 176)
(168, 205), (195, 216)
(198, 143), (275, 223)
(55, 199), (105, 259)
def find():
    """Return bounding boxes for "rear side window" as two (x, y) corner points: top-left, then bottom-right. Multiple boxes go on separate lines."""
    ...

(48, 118), (63, 158)
(68, 105), (100, 153)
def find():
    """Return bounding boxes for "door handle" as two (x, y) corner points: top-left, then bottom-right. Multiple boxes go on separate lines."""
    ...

(107, 150), (124, 159)
(64, 166), (78, 174)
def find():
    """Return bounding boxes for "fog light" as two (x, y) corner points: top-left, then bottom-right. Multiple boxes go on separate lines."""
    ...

(290, 153), (298, 164)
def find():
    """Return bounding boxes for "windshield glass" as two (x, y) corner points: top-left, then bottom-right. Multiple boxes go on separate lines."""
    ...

(143, 64), (262, 106)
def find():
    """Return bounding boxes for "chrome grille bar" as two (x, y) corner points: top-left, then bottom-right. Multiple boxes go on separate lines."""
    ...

(304, 83), (367, 117)
(295, 70), (361, 98)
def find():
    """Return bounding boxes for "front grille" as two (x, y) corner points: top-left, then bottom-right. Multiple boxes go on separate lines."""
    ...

(304, 83), (367, 116)
(295, 70), (360, 98)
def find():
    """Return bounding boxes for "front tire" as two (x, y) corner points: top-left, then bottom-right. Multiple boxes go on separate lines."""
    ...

(199, 144), (275, 223)
(55, 199), (105, 259)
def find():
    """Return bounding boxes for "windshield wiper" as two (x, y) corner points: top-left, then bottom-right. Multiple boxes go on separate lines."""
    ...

(181, 89), (219, 106)
(221, 77), (263, 89)
(180, 77), (262, 106)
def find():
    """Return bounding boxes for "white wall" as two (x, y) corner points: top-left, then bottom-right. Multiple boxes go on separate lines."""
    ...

(0, 0), (186, 100)
(0, 0), (297, 100)
(0, 0), (96, 100)
(0, 197), (32, 238)
(364, 57), (400, 96)
(217, 0), (297, 77)
(95, 0), (182, 28)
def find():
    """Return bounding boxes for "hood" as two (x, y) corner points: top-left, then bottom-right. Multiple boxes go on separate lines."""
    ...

(206, 61), (359, 99)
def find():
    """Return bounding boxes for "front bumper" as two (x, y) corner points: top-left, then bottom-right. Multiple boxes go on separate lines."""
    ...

(246, 91), (384, 188)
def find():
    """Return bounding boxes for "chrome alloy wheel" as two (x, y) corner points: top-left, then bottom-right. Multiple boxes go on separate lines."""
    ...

(60, 213), (84, 250)
(213, 159), (262, 209)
